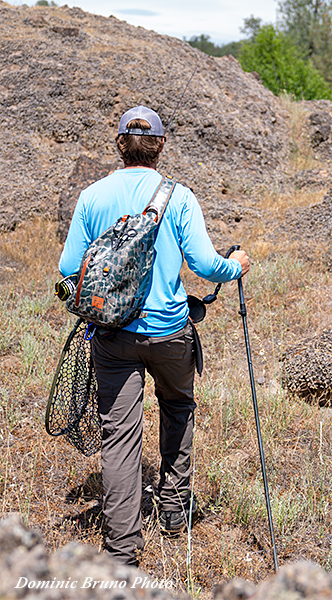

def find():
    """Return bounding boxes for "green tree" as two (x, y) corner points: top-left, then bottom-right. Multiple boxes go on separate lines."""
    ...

(186, 34), (243, 59)
(240, 14), (263, 39)
(239, 24), (331, 99)
(312, 7), (332, 81)
(278, 0), (332, 82)
(187, 34), (220, 55)
(35, 1), (57, 6)
(217, 40), (244, 58)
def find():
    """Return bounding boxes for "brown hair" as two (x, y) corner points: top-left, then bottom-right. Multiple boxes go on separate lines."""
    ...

(116, 119), (164, 166)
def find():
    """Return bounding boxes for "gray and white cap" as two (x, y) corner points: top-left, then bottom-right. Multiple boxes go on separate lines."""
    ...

(118, 105), (164, 136)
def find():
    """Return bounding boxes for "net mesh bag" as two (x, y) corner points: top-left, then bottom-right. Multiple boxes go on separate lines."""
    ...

(45, 319), (102, 456)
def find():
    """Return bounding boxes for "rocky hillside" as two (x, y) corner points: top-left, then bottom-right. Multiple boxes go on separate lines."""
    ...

(3, 0), (330, 247)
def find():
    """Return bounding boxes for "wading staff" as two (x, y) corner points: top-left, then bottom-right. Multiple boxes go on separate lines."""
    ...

(225, 245), (279, 573)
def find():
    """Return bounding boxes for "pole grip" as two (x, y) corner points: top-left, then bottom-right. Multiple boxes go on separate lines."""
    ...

(225, 244), (240, 259)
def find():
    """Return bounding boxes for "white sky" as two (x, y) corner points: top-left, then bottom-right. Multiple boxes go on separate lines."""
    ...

(13, 0), (279, 44)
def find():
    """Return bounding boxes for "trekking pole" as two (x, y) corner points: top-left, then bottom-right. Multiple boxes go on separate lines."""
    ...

(225, 245), (279, 573)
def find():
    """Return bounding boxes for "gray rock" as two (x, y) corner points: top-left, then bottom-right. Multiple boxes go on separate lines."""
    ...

(281, 329), (332, 405)
(57, 155), (119, 242)
(308, 112), (332, 147)
(213, 562), (332, 600)
(0, 516), (179, 600)
(214, 578), (255, 599)
(249, 561), (332, 599)
(267, 189), (332, 268)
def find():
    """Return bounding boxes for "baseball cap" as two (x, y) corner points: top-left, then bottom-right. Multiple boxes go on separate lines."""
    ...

(118, 105), (164, 136)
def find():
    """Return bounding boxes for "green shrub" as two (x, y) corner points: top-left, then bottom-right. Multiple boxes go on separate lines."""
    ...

(35, 1), (57, 6)
(239, 24), (331, 100)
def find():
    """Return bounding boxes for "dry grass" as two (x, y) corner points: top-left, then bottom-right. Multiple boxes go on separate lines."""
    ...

(256, 187), (327, 213)
(1, 194), (332, 598)
(279, 94), (322, 173)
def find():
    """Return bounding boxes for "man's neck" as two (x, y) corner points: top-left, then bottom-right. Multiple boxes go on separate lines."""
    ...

(124, 162), (157, 170)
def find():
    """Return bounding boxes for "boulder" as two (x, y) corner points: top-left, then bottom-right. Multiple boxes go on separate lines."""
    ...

(282, 329), (332, 405)
(308, 111), (332, 147)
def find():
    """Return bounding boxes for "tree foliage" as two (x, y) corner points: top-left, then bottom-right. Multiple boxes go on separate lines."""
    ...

(187, 35), (243, 59)
(35, 1), (57, 6)
(240, 15), (263, 39)
(239, 24), (331, 99)
(278, 0), (332, 82)
(185, 4), (332, 99)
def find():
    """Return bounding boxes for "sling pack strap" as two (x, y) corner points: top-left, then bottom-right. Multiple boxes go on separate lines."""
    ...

(74, 176), (175, 310)
(143, 176), (176, 223)
(75, 254), (91, 308)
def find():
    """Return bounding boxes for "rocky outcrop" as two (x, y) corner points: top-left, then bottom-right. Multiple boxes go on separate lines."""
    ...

(308, 111), (332, 147)
(0, 515), (176, 600)
(1, 2), (332, 252)
(267, 188), (332, 266)
(0, 1), (291, 240)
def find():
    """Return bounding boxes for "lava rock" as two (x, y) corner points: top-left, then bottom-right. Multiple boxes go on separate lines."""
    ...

(0, 515), (180, 600)
(214, 562), (332, 599)
(57, 155), (119, 242)
(0, 1), (291, 239)
(308, 111), (332, 146)
(282, 329), (332, 405)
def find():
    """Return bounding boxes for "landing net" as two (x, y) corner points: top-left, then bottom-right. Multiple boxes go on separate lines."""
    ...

(45, 319), (101, 457)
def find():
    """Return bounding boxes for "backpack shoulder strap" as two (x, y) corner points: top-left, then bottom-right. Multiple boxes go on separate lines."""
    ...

(143, 176), (176, 224)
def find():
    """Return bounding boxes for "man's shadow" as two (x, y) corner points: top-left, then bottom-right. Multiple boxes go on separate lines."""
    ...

(62, 459), (160, 535)
(63, 471), (104, 534)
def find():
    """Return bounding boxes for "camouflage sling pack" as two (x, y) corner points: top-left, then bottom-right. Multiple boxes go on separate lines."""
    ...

(66, 176), (176, 328)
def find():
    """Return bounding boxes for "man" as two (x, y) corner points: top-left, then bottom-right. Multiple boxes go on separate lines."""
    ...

(59, 105), (250, 566)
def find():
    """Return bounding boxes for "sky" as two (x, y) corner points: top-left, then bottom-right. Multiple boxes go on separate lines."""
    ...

(14, 0), (279, 45)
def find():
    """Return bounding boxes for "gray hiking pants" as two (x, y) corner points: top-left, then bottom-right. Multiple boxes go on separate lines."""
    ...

(91, 320), (196, 565)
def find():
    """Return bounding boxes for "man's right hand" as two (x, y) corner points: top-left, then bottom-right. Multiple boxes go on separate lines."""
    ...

(229, 250), (250, 276)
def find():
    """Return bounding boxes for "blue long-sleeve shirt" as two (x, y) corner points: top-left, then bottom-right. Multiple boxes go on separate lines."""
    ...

(59, 167), (241, 336)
